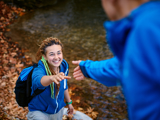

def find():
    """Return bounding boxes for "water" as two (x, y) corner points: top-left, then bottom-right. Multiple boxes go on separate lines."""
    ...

(6, 0), (127, 119)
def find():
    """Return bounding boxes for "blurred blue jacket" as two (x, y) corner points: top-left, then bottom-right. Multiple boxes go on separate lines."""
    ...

(79, 1), (160, 120)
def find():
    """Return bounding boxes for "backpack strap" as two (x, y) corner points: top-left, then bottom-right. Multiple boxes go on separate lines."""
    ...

(26, 63), (46, 103)
(26, 63), (38, 98)
(27, 88), (45, 103)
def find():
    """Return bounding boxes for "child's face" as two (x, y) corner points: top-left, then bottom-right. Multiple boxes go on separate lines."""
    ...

(44, 44), (63, 70)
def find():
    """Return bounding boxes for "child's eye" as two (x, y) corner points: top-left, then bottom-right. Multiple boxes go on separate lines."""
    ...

(58, 52), (61, 55)
(50, 53), (54, 56)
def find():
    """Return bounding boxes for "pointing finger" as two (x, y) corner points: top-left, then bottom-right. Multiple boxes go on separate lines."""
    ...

(72, 60), (81, 65)
(64, 76), (71, 79)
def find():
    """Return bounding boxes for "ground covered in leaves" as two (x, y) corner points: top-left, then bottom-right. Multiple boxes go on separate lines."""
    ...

(0, 1), (128, 120)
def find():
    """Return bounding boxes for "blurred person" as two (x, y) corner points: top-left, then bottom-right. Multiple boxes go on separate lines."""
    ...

(72, 0), (160, 119)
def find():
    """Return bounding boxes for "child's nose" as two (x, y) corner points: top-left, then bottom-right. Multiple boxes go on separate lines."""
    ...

(54, 54), (58, 59)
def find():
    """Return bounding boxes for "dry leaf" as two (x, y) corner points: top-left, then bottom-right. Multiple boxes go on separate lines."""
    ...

(86, 107), (94, 113)
(15, 61), (24, 68)
(6, 29), (10, 31)
(9, 57), (17, 64)
(1, 82), (6, 87)
(62, 115), (67, 120)
(19, 12), (25, 16)
(78, 107), (84, 111)
(91, 111), (98, 118)
(10, 67), (16, 73)
(10, 52), (17, 57)
(6, 71), (13, 78)
(68, 89), (75, 96)
(75, 99), (80, 103)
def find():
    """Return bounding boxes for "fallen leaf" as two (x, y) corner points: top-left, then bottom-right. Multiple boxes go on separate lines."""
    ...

(86, 107), (94, 113)
(19, 12), (25, 16)
(9, 57), (17, 64)
(1, 82), (6, 87)
(75, 99), (80, 103)
(15, 61), (24, 68)
(10, 52), (17, 57)
(78, 107), (84, 111)
(91, 111), (99, 118)
(6, 29), (10, 31)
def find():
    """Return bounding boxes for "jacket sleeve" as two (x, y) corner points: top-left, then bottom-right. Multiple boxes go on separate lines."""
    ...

(32, 67), (46, 92)
(79, 57), (121, 86)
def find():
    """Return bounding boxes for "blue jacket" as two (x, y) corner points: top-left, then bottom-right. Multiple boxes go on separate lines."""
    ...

(28, 59), (68, 114)
(80, 1), (160, 120)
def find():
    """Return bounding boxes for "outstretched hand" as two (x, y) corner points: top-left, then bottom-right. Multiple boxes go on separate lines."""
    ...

(51, 72), (71, 84)
(72, 60), (85, 80)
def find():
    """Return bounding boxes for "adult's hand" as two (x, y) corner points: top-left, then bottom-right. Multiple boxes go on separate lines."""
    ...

(72, 60), (85, 80)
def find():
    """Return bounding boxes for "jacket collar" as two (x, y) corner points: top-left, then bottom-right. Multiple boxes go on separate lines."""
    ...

(104, 17), (131, 61)
(38, 59), (68, 75)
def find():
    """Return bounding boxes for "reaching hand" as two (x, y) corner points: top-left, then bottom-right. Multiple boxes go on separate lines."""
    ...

(51, 72), (71, 84)
(72, 60), (85, 80)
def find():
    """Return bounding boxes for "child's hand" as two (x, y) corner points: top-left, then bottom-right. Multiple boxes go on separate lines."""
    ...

(51, 72), (71, 84)
(67, 104), (74, 115)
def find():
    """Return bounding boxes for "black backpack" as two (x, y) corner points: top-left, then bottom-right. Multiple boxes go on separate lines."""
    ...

(14, 63), (45, 107)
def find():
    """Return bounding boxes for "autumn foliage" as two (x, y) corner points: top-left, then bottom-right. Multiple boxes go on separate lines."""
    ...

(0, 1), (30, 119)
